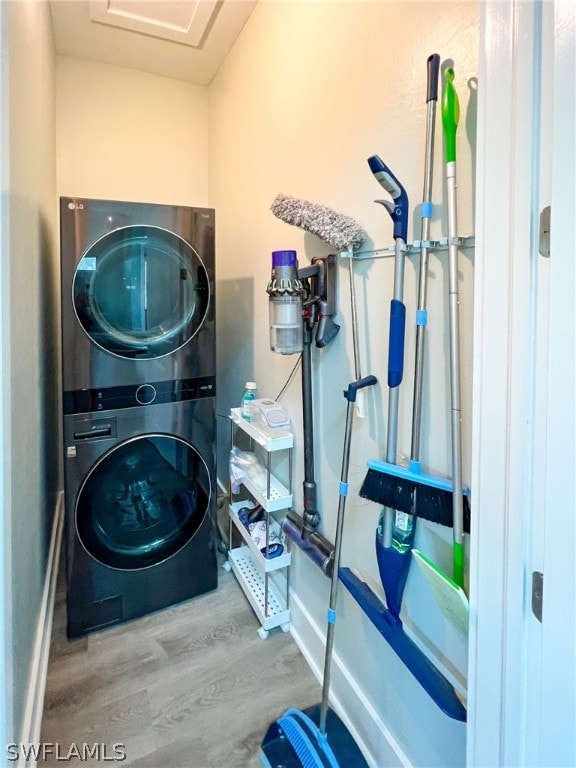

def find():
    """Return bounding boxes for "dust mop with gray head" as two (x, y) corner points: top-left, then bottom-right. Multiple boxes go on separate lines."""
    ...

(271, 193), (367, 251)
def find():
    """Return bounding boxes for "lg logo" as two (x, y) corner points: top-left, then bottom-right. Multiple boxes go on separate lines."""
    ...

(67, 202), (84, 210)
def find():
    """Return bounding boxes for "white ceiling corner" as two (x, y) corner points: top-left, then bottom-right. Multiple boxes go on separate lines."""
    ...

(50, 0), (258, 85)
(88, 0), (219, 48)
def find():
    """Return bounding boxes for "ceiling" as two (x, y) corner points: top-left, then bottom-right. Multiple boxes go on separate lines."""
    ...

(49, 0), (258, 85)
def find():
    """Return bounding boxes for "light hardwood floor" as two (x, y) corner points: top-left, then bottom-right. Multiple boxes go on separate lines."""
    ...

(40, 553), (320, 767)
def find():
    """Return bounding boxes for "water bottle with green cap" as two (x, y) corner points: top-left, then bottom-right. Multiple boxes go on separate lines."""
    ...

(241, 382), (258, 421)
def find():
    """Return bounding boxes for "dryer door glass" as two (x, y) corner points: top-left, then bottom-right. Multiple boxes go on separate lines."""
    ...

(76, 435), (211, 570)
(73, 225), (209, 359)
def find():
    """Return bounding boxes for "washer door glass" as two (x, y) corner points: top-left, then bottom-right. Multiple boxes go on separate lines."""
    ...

(76, 435), (211, 570)
(73, 225), (209, 359)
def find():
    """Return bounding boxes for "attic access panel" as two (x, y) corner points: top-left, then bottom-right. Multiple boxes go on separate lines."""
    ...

(89, 0), (219, 47)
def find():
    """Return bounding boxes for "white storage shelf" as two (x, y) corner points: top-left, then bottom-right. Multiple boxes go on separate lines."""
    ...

(228, 547), (290, 633)
(240, 472), (292, 513)
(229, 501), (291, 572)
(228, 407), (293, 638)
(230, 408), (294, 451)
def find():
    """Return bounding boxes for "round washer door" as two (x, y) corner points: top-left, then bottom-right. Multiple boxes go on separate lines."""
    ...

(76, 435), (211, 570)
(73, 225), (209, 359)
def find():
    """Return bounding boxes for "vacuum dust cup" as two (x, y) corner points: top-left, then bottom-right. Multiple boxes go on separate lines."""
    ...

(267, 250), (304, 355)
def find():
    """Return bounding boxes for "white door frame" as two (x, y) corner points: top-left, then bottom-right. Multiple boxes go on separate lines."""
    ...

(469, 1), (575, 765)
(537, 1), (575, 764)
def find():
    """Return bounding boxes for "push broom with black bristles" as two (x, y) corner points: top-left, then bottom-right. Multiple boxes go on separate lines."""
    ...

(360, 55), (471, 538)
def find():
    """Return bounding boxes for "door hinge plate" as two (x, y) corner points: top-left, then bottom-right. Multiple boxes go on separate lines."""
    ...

(532, 571), (544, 622)
(539, 206), (551, 258)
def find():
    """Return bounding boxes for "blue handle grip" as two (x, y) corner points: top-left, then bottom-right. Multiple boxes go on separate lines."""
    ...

(388, 299), (406, 388)
(367, 155), (409, 242)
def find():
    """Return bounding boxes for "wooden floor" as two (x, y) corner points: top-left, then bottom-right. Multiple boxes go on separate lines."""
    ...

(40, 552), (320, 767)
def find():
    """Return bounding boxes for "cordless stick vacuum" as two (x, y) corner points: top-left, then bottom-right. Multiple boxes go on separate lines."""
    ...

(263, 198), (373, 767)
(267, 248), (341, 541)
(268, 194), (367, 543)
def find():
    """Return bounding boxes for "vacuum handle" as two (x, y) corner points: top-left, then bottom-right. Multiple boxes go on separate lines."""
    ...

(388, 299), (406, 388)
(426, 53), (441, 102)
(344, 375), (378, 403)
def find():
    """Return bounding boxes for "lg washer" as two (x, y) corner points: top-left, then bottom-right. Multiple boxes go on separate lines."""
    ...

(63, 397), (216, 637)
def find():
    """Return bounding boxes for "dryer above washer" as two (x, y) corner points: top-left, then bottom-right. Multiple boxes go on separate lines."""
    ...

(60, 197), (215, 392)
(73, 224), (209, 360)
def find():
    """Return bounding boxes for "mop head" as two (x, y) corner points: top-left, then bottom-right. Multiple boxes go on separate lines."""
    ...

(271, 193), (367, 251)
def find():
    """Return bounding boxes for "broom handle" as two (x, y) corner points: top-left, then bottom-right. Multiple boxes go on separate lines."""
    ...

(348, 256), (365, 418)
(320, 376), (377, 735)
(382, 237), (406, 547)
(443, 67), (465, 587)
(447, 168), (465, 586)
(386, 235), (407, 463)
(411, 53), (440, 465)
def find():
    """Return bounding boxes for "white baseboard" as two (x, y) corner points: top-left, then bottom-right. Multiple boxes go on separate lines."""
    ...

(18, 493), (64, 768)
(288, 587), (412, 768)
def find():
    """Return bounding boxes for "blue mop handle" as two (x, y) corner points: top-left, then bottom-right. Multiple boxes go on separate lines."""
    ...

(367, 154), (409, 242)
(368, 155), (409, 550)
(367, 155), (408, 388)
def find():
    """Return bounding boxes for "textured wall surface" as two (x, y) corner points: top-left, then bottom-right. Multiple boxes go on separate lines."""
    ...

(1, 0), (58, 746)
(209, 3), (478, 764)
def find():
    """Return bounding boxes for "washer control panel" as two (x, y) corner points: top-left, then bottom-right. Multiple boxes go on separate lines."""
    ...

(63, 376), (215, 415)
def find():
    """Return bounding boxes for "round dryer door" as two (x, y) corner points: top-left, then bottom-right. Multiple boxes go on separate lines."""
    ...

(73, 225), (209, 359)
(76, 435), (211, 570)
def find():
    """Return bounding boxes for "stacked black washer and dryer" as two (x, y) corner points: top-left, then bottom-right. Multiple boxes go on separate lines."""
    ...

(60, 197), (217, 638)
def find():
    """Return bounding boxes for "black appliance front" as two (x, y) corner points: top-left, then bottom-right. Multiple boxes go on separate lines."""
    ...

(60, 197), (215, 393)
(64, 397), (217, 638)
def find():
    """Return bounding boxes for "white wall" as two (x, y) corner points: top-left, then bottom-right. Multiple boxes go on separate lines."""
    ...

(56, 57), (209, 206)
(0, 0), (57, 748)
(210, 2), (478, 765)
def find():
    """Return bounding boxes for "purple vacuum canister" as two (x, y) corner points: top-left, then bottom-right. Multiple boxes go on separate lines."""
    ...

(266, 250), (304, 355)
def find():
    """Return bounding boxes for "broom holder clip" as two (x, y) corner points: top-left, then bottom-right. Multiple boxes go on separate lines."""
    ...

(341, 235), (475, 261)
